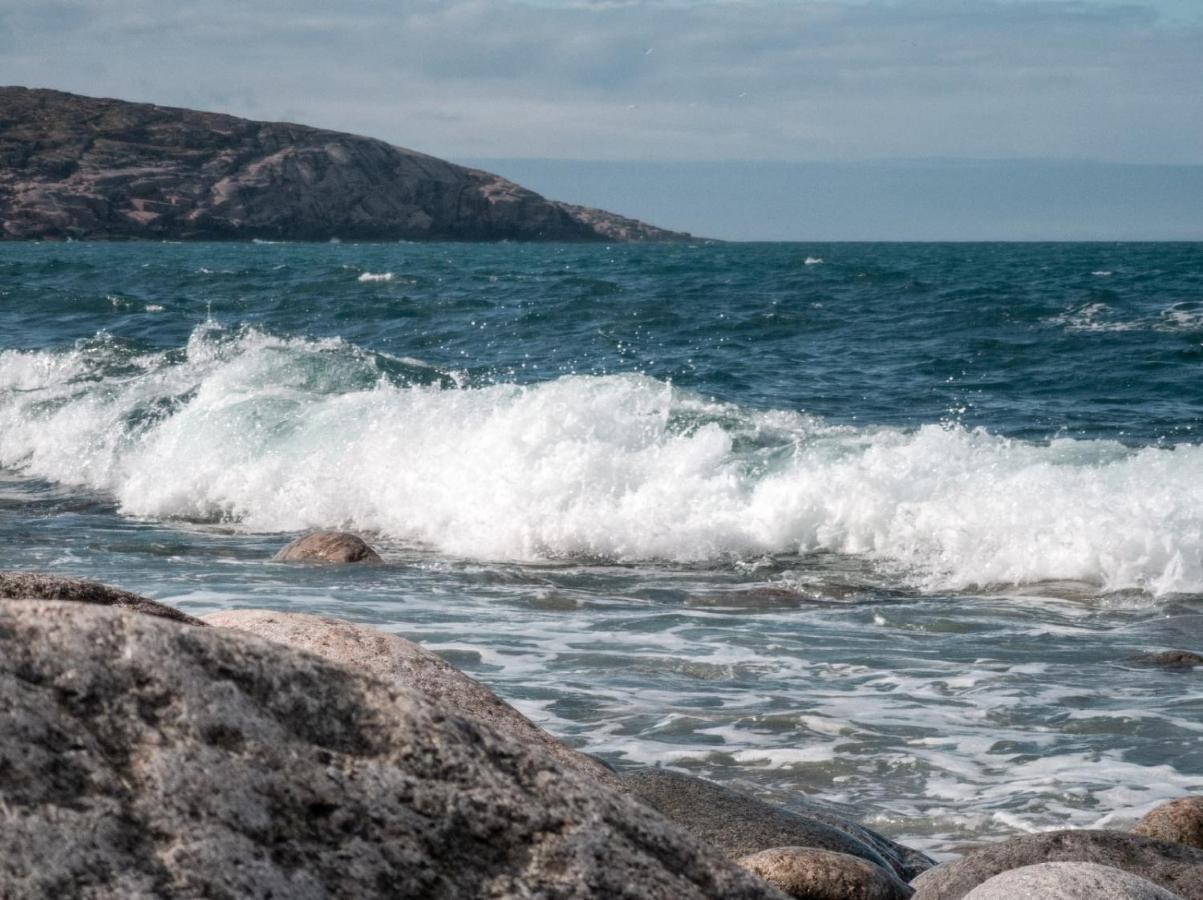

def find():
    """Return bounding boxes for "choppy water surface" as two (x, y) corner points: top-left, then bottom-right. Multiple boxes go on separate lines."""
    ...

(2, 240), (1202, 856)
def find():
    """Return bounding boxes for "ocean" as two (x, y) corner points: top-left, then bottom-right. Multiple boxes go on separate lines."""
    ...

(2, 239), (1201, 857)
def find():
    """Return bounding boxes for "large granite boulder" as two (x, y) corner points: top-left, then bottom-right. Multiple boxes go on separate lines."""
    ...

(621, 768), (934, 881)
(911, 830), (1203, 900)
(738, 847), (914, 900)
(0, 87), (692, 243)
(0, 600), (784, 899)
(203, 608), (618, 787)
(961, 862), (1184, 900)
(273, 531), (383, 564)
(0, 569), (200, 624)
(1135, 798), (1203, 851)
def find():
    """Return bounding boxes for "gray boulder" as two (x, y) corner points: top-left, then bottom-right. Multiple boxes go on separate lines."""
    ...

(738, 847), (914, 899)
(0, 569), (201, 624)
(1135, 798), (1203, 850)
(962, 862), (1184, 899)
(0, 599), (785, 900)
(273, 531), (383, 564)
(911, 830), (1203, 900)
(622, 768), (934, 880)
(203, 608), (619, 787)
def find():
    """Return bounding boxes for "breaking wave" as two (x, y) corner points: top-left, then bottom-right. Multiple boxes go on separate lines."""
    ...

(2, 323), (1201, 595)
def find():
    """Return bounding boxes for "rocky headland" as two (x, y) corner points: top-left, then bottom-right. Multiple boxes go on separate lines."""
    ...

(3, 551), (1203, 898)
(0, 87), (693, 243)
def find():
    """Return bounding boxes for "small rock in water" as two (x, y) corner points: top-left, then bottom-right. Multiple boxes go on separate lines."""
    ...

(1135, 798), (1203, 851)
(0, 570), (201, 624)
(961, 862), (1184, 900)
(622, 768), (934, 881)
(738, 847), (913, 899)
(273, 531), (382, 564)
(203, 609), (619, 787)
(910, 830), (1203, 900)
(1129, 650), (1203, 670)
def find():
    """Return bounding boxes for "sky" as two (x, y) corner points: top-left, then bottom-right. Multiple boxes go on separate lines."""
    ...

(2, 0), (1201, 238)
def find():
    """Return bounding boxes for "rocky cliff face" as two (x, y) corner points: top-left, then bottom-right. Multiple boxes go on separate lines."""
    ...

(0, 87), (692, 243)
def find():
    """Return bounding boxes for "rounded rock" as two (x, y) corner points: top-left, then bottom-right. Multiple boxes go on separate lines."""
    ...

(1135, 798), (1203, 851)
(738, 847), (913, 900)
(0, 570), (201, 625)
(0, 599), (784, 900)
(273, 531), (382, 564)
(962, 862), (1184, 900)
(622, 768), (933, 881)
(910, 830), (1203, 900)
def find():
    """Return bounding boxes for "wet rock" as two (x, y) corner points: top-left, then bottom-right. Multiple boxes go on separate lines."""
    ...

(738, 847), (913, 899)
(0, 570), (201, 624)
(203, 608), (619, 787)
(1135, 798), (1203, 850)
(0, 599), (785, 900)
(622, 768), (934, 881)
(961, 862), (1184, 900)
(273, 531), (383, 564)
(910, 830), (1203, 900)
(1129, 650), (1203, 670)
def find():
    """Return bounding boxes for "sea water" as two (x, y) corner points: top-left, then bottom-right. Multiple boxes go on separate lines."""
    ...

(2, 240), (1201, 857)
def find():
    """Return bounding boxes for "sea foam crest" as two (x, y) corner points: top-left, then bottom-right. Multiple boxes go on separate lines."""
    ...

(2, 324), (1201, 595)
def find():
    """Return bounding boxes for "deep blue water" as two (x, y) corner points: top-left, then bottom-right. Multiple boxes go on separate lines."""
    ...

(2, 240), (1202, 855)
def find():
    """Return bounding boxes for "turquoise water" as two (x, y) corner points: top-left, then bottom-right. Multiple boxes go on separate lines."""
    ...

(2, 240), (1202, 855)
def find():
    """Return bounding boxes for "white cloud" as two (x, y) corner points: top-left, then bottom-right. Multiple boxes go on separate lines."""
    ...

(1, 0), (1200, 162)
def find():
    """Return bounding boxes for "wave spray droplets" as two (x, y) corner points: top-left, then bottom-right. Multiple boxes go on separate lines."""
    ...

(2, 323), (1200, 596)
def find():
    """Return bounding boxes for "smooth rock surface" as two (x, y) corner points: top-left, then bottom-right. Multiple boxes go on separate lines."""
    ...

(0, 600), (785, 900)
(0, 569), (201, 624)
(1135, 799), (1203, 850)
(738, 847), (913, 900)
(0, 87), (692, 243)
(203, 608), (619, 787)
(273, 531), (383, 564)
(911, 830), (1203, 900)
(962, 862), (1184, 900)
(622, 768), (934, 880)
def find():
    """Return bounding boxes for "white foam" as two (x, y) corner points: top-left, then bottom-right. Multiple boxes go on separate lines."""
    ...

(357, 271), (394, 283)
(3, 323), (1203, 595)
(804, 256), (823, 265)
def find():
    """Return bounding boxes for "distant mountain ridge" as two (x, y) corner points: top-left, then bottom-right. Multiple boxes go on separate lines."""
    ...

(0, 88), (691, 243)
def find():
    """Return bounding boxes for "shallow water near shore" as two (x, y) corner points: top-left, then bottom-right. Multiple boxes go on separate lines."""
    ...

(3, 240), (1203, 858)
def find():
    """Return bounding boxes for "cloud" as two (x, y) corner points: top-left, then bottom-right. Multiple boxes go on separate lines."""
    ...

(1, 0), (1200, 163)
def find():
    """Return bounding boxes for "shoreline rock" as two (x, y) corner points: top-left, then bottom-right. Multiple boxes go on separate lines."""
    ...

(738, 847), (914, 899)
(910, 830), (1203, 900)
(0, 599), (783, 899)
(0, 569), (201, 624)
(203, 608), (619, 787)
(1135, 798), (1203, 851)
(621, 767), (934, 881)
(961, 862), (1184, 899)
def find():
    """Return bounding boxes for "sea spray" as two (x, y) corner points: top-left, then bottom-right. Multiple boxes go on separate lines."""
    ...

(2, 322), (1200, 595)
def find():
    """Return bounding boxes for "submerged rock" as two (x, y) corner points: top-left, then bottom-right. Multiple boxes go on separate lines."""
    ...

(273, 531), (383, 564)
(961, 862), (1184, 900)
(0, 569), (200, 624)
(203, 608), (618, 787)
(1129, 650), (1203, 670)
(621, 768), (934, 881)
(1135, 798), (1203, 851)
(0, 599), (784, 899)
(738, 847), (914, 900)
(910, 830), (1203, 900)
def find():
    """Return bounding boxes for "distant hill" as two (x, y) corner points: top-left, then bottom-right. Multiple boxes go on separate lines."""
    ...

(0, 88), (691, 243)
